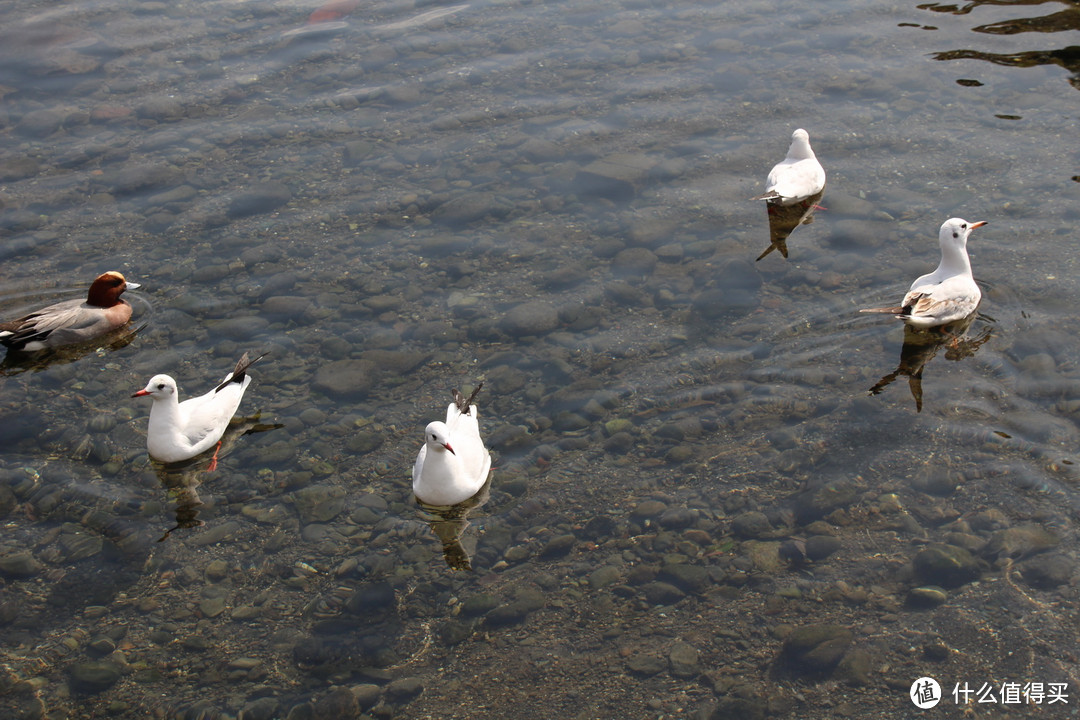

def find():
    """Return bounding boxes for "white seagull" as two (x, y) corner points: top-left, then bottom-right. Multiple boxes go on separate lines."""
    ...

(751, 128), (826, 206)
(413, 384), (492, 506)
(861, 218), (988, 328)
(133, 352), (265, 469)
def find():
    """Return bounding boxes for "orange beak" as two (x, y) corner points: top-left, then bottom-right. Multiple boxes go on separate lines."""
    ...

(131, 389), (150, 397)
(970, 221), (988, 229)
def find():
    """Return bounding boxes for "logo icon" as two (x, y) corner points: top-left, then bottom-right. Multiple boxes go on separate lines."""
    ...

(911, 677), (942, 709)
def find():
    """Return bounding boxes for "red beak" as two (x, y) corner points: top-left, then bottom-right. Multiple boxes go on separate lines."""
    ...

(443, 442), (456, 455)
(131, 389), (150, 397)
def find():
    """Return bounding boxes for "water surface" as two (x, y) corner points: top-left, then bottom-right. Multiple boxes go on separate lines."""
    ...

(1, 0), (1079, 717)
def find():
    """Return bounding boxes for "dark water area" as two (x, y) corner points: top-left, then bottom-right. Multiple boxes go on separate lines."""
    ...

(1, 0), (1080, 718)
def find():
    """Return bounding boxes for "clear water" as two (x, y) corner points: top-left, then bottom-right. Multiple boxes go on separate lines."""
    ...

(2, 0), (1079, 717)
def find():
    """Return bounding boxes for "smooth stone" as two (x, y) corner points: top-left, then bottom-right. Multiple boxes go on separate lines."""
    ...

(346, 431), (384, 453)
(190, 521), (241, 546)
(907, 586), (948, 608)
(430, 192), (508, 227)
(137, 97), (184, 121)
(262, 296), (315, 319)
(589, 566), (622, 589)
(15, 108), (65, 137)
(983, 525), (1059, 559)
(1018, 554), (1074, 589)
(540, 534), (576, 558)
(643, 582), (685, 605)
(384, 677), (423, 703)
(460, 594), (499, 617)
(306, 690), (353, 720)
(709, 697), (767, 720)
(913, 544), (983, 588)
(658, 508), (697, 529)
(352, 684), (381, 710)
(805, 535), (842, 561)
(312, 360), (379, 398)
(835, 648), (871, 686)
(627, 653), (667, 676)
(659, 563), (709, 593)
(228, 181), (293, 218)
(208, 316), (270, 340)
(232, 606), (261, 621)
(631, 500), (667, 519)
(205, 560), (229, 581)
(0, 552), (41, 577)
(68, 661), (121, 694)
(575, 153), (658, 199)
(239, 697), (279, 720)
(499, 301), (559, 337)
(782, 625), (853, 672)
(731, 511), (773, 539)
(60, 532), (103, 562)
(611, 247), (657, 277)
(200, 596), (227, 618)
(669, 641), (699, 678)
(744, 540), (783, 573)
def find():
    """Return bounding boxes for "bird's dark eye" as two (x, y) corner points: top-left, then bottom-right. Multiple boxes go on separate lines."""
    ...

(157, 383), (165, 390)
(961, 223), (967, 228)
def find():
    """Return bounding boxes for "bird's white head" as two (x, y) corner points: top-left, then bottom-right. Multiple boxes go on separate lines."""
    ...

(787, 128), (815, 160)
(132, 374), (177, 400)
(424, 421), (456, 455)
(938, 217), (987, 252)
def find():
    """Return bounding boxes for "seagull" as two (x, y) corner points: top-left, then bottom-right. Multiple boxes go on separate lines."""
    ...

(413, 384), (492, 507)
(751, 129), (826, 206)
(132, 352), (265, 470)
(0, 271), (140, 352)
(861, 218), (987, 328)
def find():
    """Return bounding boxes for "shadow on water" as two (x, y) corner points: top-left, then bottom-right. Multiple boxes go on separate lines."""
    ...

(869, 310), (994, 412)
(921, 0), (1080, 89)
(414, 473), (492, 571)
(756, 190), (825, 262)
(151, 414), (284, 542)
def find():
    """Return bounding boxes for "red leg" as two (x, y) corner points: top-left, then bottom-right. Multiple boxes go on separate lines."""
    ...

(207, 441), (222, 472)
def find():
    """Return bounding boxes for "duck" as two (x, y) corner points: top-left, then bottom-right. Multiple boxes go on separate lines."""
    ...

(0, 271), (140, 352)
(132, 352), (265, 469)
(413, 384), (492, 506)
(751, 128), (826, 206)
(861, 218), (988, 328)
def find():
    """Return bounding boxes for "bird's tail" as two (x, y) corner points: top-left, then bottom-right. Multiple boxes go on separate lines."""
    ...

(750, 190), (781, 202)
(859, 306), (904, 316)
(215, 351), (268, 392)
(451, 382), (484, 415)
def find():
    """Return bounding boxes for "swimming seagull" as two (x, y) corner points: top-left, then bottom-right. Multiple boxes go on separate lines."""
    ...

(861, 218), (988, 328)
(751, 128), (826, 206)
(413, 383), (492, 506)
(133, 352), (266, 470)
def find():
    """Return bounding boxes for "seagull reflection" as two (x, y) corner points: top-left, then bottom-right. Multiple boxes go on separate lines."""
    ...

(757, 190), (824, 261)
(869, 311), (992, 412)
(415, 474), (491, 571)
(151, 414), (282, 541)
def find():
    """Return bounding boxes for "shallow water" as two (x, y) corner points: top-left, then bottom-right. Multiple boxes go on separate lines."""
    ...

(2, 0), (1080, 717)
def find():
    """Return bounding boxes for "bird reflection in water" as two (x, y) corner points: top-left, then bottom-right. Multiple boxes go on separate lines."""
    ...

(152, 414), (282, 541)
(869, 311), (992, 412)
(757, 190), (825, 261)
(415, 475), (491, 571)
